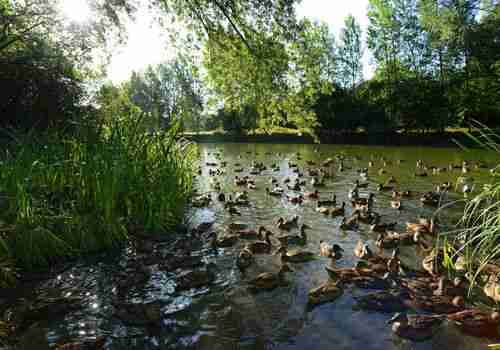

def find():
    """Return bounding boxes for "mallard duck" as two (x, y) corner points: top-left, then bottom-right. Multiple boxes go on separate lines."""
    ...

(276, 229), (307, 246)
(308, 281), (343, 307)
(354, 241), (372, 259)
(422, 248), (444, 276)
(390, 199), (402, 210)
(447, 309), (500, 338)
(406, 218), (435, 235)
(329, 202), (345, 217)
(351, 193), (375, 208)
(236, 245), (254, 272)
(276, 245), (316, 263)
(375, 233), (399, 249)
(236, 226), (266, 240)
(420, 192), (439, 206)
(276, 215), (299, 231)
(266, 187), (282, 197)
(354, 290), (408, 313)
(370, 221), (397, 233)
(377, 183), (393, 191)
(176, 262), (217, 291)
(355, 179), (369, 188)
(287, 194), (304, 204)
(318, 194), (337, 207)
(228, 222), (248, 231)
(319, 241), (344, 258)
(407, 294), (465, 314)
(315, 204), (330, 215)
(247, 264), (293, 291)
(385, 175), (397, 184)
(388, 312), (443, 342)
(247, 230), (273, 254)
(210, 233), (239, 248)
(484, 274), (500, 303)
(340, 213), (359, 231)
(305, 189), (320, 199)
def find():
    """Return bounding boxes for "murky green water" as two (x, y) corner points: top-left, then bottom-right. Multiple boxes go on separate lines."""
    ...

(4, 143), (499, 350)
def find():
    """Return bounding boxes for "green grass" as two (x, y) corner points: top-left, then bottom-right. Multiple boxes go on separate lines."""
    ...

(0, 114), (196, 281)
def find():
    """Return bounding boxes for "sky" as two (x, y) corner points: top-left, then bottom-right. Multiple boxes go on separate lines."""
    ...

(60, 0), (373, 83)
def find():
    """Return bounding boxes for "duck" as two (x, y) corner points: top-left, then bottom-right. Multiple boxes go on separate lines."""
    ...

(388, 312), (443, 342)
(247, 264), (293, 291)
(330, 202), (346, 217)
(406, 217), (435, 235)
(407, 294), (465, 314)
(354, 241), (372, 259)
(247, 230), (274, 254)
(355, 179), (369, 188)
(348, 186), (359, 200)
(370, 221), (397, 233)
(385, 175), (397, 184)
(210, 233), (239, 248)
(318, 194), (337, 207)
(228, 222), (248, 231)
(276, 228), (307, 246)
(287, 194), (304, 204)
(315, 204), (330, 215)
(305, 189), (320, 199)
(447, 309), (500, 338)
(375, 233), (399, 249)
(276, 215), (299, 231)
(308, 281), (343, 307)
(351, 193), (375, 209)
(236, 226), (267, 240)
(276, 245), (316, 263)
(340, 213), (359, 231)
(422, 248), (444, 276)
(484, 274), (500, 303)
(266, 187), (282, 196)
(390, 199), (402, 210)
(354, 290), (408, 313)
(392, 190), (412, 198)
(236, 245), (254, 272)
(377, 183), (394, 191)
(420, 191), (440, 206)
(319, 241), (344, 259)
(176, 262), (217, 291)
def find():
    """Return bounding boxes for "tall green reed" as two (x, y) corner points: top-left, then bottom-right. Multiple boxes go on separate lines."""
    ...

(0, 113), (195, 280)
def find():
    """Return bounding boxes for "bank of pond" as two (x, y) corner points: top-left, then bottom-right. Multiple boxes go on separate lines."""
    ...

(1, 142), (500, 349)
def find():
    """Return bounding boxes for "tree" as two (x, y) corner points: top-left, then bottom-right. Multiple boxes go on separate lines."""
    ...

(339, 15), (363, 91)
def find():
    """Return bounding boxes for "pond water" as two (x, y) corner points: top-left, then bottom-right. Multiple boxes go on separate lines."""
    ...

(3, 143), (500, 350)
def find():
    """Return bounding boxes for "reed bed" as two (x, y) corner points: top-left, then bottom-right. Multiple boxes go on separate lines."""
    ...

(0, 115), (196, 283)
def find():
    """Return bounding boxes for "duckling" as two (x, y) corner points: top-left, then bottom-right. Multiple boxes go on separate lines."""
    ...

(236, 245), (254, 272)
(330, 202), (346, 217)
(318, 194), (337, 207)
(305, 189), (320, 199)
(247, 264), (293, 291)
(388, 312), (443, 342)
(308, 281), (343, 307)
(340, 213), (359, 231)
(247, 230), (274, 254)
(276, 215), (299, 231)
(276, 245), (316, 263)
(319, 241), (344, 258)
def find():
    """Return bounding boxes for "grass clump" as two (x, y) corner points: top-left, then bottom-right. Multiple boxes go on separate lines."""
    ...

(0, 114), (196, 280)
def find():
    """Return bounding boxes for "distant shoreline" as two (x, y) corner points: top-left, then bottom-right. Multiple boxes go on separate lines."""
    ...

(183, 131), (476, 147)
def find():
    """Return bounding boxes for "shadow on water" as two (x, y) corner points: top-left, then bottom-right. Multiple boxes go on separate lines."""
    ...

(3, 143), (499, 349)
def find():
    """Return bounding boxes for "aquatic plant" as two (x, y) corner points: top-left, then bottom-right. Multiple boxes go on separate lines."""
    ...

(0, 114), (196, 278)
(442, 121), (500, 283)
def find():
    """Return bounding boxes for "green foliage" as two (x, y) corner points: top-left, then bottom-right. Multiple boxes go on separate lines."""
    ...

(0, 114), (196, 271)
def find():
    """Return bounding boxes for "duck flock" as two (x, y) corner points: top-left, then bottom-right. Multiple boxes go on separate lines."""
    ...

(185, 147), (500, 343)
